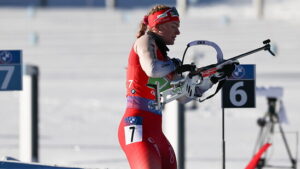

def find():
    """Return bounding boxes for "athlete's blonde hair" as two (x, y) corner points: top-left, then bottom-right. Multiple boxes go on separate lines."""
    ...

(136, 4), (171, 38)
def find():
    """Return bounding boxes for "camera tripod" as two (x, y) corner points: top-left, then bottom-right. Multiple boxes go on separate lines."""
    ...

(253, 97), (298, 169)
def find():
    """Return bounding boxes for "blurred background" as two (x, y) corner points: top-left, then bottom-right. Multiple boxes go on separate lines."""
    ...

(0, 0), (299, 169)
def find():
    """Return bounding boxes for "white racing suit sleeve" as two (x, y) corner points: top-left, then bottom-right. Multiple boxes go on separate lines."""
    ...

(134, 34), (177, 78)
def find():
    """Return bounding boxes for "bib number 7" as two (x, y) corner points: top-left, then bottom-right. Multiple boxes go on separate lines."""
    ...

(125, 125), (142, 145)
(124, 116), (143, 145)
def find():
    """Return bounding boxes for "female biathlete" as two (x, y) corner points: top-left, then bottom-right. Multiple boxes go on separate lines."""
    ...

(118, 5), (215, 169)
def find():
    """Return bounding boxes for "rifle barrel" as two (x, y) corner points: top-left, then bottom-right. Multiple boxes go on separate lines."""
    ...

(227, 44), (269, 61)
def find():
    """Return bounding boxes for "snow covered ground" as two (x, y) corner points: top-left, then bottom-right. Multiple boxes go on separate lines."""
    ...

(0, 0), (299, 169)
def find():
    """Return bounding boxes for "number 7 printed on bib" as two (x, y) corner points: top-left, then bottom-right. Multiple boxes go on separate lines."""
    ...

(124, 116), (143, 145)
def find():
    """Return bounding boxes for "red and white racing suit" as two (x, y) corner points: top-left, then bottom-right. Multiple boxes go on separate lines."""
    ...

(118, 32), (178, 169)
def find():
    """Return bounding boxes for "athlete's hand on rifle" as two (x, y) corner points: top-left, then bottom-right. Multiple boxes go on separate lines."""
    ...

(171, 58), (182, 68)
(171, 58), (197, 74)
(210, 60), (239, 83)
(176, 64), (196, 74)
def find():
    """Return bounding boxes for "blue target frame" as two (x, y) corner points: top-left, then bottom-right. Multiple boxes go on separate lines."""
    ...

(0, 50), (22, 91)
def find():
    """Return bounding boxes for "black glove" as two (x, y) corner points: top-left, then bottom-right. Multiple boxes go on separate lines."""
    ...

(210, 60), (239, 83)
(176, 64), (196, 74)
(218, 62), (238, 77)
(171, 58), (182, 68)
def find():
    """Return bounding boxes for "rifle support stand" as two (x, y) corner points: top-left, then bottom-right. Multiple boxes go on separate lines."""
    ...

(253, 98), (297, 169)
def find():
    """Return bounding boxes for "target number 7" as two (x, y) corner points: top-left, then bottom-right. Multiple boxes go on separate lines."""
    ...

(0, 66), (15, 90)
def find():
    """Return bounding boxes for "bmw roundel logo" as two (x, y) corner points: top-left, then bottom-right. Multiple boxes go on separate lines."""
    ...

(0, 51), (13, 64)
(129, 117), (136, 124)
(232, 65), (245, 79)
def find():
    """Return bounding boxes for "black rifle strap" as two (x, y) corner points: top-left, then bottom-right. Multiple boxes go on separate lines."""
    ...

(199, 79), (227, 102)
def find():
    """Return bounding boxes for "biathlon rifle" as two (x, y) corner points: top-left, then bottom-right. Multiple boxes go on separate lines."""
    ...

(188, 39), (275, 79)
(159, 39), (275, 107)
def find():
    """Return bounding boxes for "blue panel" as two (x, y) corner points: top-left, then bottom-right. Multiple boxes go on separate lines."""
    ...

(124, 116), (143, 125)
(0, 50), (22, 91)
(9, 65), (22, 90)
(229, 64), (255, 80)
(0, 50), (21, 64)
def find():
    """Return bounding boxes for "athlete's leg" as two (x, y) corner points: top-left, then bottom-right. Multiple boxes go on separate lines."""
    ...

(119, 121), (177, 169)
(122, 141), (162, 169)
(118, 118), (162, 169)
(118, 109), (163, 169)
(158, 134), (177, 169)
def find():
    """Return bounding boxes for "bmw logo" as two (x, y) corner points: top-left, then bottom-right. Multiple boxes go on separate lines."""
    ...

(0, 51), (13, 64)
(232, 65), (245, 79)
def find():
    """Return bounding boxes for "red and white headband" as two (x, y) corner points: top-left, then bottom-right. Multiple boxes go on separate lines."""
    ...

(143, 7), (180, 28)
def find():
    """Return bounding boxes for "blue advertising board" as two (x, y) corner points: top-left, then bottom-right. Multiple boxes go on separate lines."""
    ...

(0, 50), (22, 91)
(222, 64), (256, 108)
